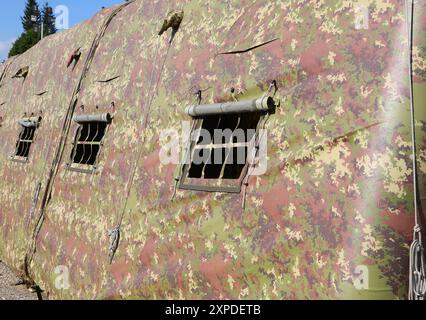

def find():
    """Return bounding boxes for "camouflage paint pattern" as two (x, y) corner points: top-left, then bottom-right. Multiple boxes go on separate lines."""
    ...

(0, 0), (425, 299)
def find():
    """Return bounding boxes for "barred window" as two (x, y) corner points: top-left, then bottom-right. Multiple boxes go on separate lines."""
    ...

(67, 113), (112, 174)
(11, 116), (41, 163)
(178, 96), (275, 193)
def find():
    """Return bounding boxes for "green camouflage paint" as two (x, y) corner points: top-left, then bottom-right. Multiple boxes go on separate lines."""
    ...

(0, 0), (425, 300)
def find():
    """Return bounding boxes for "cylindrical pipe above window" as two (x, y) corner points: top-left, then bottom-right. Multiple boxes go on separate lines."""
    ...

(73, 113), (112, 123)
(185, 96), (275, 117)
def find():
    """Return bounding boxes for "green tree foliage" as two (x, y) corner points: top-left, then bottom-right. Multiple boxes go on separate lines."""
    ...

(9, 1), (56, 58)
(8, 30), (40, 58)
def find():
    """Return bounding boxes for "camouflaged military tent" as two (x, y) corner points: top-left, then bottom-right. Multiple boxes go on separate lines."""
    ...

(0, 0), (425, 299)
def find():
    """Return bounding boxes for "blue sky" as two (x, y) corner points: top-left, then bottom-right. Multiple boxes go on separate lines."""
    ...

(0, 0), (122, 61)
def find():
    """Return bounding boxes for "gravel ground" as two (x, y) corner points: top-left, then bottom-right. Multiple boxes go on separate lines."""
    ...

(0, 260), (38, 300)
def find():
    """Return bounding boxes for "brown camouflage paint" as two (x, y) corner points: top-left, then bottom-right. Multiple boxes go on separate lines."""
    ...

(0, 0), (425, 299)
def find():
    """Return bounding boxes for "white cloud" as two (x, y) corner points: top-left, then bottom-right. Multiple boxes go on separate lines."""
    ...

(0, 38), (17, 61)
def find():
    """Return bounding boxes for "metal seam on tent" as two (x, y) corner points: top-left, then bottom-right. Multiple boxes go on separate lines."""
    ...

(407, 0), (426, 301)
(23, 1), (136, 285)
(108, 7), (181, 264)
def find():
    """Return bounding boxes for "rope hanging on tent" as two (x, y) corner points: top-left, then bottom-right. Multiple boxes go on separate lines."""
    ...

(406, 0), (426, 301)
(23, 1), (136, 279)
(108, 22), (177, 264)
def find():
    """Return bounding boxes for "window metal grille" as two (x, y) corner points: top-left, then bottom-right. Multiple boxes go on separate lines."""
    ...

(67, 113), (112, 174)
(11, 116), (41, 163)
(178, 96), (275, 193)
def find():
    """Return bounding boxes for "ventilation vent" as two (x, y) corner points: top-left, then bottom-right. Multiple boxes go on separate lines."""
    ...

(12, 66), (29, 79)
(67, 48), (81, 70)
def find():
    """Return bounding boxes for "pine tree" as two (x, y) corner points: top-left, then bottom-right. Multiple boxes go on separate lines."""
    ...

(42, 2), (56, 36)
(21, 0), (41, 32)
(9, 0), (42, 57)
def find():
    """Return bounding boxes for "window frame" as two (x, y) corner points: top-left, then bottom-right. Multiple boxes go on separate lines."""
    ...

(10, 116), (41, 163)
(66, 113), (112, 174)
(177, 96), (275, 194)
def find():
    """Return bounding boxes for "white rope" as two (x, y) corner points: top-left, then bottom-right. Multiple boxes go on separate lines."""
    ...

(409, 227), (426, 300)
(406, 0), (426, 300)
